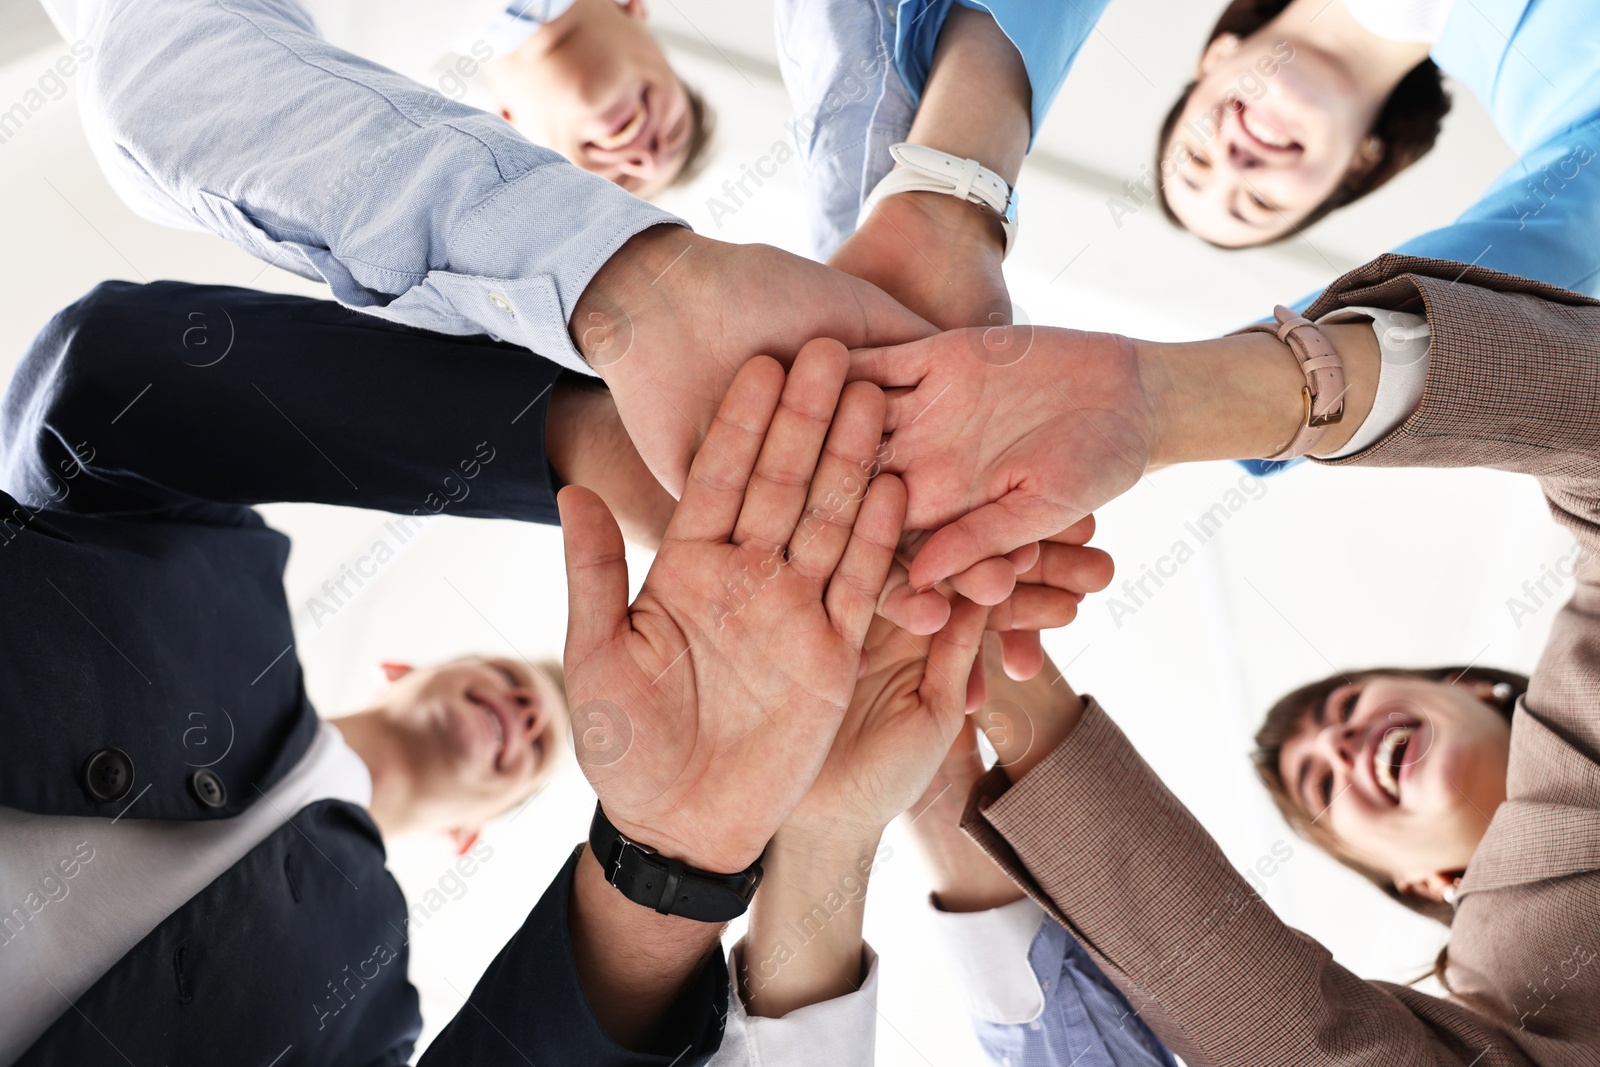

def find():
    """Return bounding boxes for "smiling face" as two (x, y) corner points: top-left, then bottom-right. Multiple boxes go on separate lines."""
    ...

(1161, 32), (1384, 246)
(365, 656), (569, 835)
(1275, 673), (1512, 899)
(486, 0), (696, 199)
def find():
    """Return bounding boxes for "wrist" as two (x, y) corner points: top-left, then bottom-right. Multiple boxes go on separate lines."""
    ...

(983, 674), (1085, 784)
(907, 808), (1025, 913)
(883, 188), (1007, 257)
(1138, 321), (1380, 465)
(600, 810), (760, 877)
(773, 815), (885, 868)
(571, 224), (702, 373)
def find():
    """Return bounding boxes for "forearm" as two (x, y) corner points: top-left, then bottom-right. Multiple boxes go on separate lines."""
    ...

(909, 6), (1031, 184)
(569, 845), (728, 1051)
(883, 6), (1031, 256)
(546, 377), (674, 548)
(907, 791), (1023, 912)
(740, 823), (879, 1019)
(1135, 324), (1381, 466)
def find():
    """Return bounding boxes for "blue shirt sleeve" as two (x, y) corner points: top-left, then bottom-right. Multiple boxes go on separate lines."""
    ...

(51, 0), (681, 374)
(973, 920), (1177, 1067)
(1389, 133), (1600, 297)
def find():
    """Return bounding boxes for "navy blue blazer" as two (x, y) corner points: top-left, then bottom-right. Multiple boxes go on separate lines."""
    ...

(0, 281), (726, 1066)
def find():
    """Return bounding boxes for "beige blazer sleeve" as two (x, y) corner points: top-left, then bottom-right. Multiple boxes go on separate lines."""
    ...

(960, 255), (1600, 1067)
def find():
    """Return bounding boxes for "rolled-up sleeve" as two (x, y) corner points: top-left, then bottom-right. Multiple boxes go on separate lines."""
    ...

(53, 0), (682, 372)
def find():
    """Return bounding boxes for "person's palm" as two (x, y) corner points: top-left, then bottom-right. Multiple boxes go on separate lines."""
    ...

(573, 228), (934, 498)
(850, 326), (1156, 593)
(561, 343), (904, 872)
(789, 599), (989, 837)
(829, 191), (1011, 333)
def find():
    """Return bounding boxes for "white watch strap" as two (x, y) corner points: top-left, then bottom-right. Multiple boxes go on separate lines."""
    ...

(859, 143), (1019, 258)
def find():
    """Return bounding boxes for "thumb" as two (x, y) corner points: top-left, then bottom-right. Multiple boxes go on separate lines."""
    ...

(838, 272), (937, 349)
(559, 485), (630, 666)
(924, 596), (990, 725)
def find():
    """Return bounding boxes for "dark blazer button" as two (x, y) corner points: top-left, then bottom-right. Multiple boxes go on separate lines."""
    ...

(81, 748), (134, 803)
(188, 769), (227, 810)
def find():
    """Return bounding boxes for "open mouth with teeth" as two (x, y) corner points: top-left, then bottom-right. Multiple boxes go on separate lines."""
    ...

(1234, 101), (1301, 153)
(592, 91), (650, 152)
(1373, 725), (1416, 802)
(466, 692), (512, 771)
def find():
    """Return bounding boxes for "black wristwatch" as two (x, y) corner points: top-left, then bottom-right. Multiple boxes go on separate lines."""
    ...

(588, 803), (763, 922)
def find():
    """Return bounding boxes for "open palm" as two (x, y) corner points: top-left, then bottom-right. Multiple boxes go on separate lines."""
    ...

(788, 597), (990, 838)
(561, 341), (903, 873)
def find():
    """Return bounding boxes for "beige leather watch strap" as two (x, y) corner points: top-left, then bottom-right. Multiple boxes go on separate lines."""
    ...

(1236, 304), (1347, 460)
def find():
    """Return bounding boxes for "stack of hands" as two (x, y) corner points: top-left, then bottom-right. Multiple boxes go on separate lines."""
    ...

(556, 147), (1168, 1031)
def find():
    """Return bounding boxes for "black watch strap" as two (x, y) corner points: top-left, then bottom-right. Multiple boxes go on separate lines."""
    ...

(588, 804), (763, 923)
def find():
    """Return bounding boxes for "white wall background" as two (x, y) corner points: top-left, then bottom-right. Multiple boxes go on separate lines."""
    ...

(0, 1), (1571, 1063)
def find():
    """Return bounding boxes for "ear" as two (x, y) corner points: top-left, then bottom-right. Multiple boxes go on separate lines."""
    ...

(379, 661), (413, 684)
(1396, 868), (1464, 904)
(449, 827), (481, 856)
(1347, 134), (1385, 178)
(1198, 33), (1241, 78)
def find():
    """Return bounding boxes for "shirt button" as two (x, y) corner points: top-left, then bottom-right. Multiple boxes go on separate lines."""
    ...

(81, 748), (135, 803)
(487, 291), (514, 315)
(189, 769), (228, 810)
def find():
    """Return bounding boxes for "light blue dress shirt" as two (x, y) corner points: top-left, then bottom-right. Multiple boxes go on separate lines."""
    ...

(1388, 0), (1600, 295)
(43, 0), (680, 374)
(974, 920), (1177, 1067)
(775, 0), (1110, 260)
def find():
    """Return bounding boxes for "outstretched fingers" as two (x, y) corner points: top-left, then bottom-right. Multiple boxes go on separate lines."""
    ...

(732, 339), (851, 551)
(824, 473), (907, 652)
(785, 379), (890, 586)
(665, 356), (786, 544)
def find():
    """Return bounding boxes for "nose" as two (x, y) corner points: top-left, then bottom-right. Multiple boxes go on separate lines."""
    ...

(1225, 137), (1263, 171)
(1314, 719), (1360, 780)
(614, 141), (659, 182)
(510, 688), (549, 742)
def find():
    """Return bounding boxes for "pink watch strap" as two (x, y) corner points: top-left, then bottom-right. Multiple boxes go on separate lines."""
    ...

(1237, 305), (1347, 460)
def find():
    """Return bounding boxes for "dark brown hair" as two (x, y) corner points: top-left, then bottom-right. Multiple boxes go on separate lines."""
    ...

(1157, 0), (1452, 241)
(1253, 664), (1526, 937)
(672, 83), (716, 189)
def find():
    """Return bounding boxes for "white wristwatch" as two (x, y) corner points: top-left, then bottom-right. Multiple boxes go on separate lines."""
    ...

(858, 142), (1020, 258)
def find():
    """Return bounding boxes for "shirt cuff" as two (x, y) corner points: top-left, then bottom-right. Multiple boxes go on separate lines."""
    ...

(721, 941), (880, 1067)
(1317, 304), (1432, 459)
(927, 896), (1047, 1024)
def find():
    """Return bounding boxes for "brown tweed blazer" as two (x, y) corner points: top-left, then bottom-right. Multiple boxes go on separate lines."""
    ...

(962, 255), (1600, 1067)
